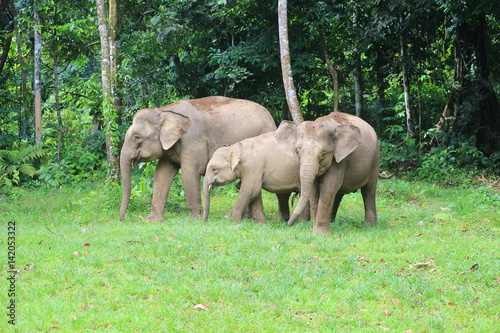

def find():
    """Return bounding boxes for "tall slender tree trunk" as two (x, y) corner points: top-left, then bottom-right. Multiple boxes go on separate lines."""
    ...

(278, 0), (303, 124)
(109, 0), (121, 125)
(352, 8), (364, 119)
(319, 30), (339, 112)
(400, 13), (414, 134)
(96, 0), (120, 180)
(353, 60), (363, 118)
(53, 51), (63, 163)
(33, 5), (42, 144)
(13, 12), (30, 139)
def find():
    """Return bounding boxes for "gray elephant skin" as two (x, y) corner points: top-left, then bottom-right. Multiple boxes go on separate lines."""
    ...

(203, 130), (310, 223)
(276, 111), (381, 234)
(120, 96), (276, 221)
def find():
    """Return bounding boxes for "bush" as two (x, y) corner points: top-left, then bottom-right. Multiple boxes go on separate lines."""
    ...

(0, 143), (45, 189)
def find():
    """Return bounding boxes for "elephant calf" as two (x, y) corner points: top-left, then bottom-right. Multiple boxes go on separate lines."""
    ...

(203, 130), (308, 223)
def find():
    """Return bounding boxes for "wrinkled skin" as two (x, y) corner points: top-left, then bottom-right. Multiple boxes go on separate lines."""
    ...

(120, 96), (276, 221)
(276, 112), (380, 234)
(203, 131), (311, 223)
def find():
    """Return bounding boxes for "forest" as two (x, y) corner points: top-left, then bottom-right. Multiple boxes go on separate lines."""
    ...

(0, 0), (499, 189)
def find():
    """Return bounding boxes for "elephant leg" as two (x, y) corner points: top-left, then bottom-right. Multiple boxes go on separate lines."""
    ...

(249, 193), (266, 224)
(313, 166), (345, 234)
(230, 181), (261, 222)
(361, 180), (378, 226)
(276, 193), (291, 221)
(331, 193), (344, 223)
(181, 164), (203, 218)
(148, 158), (179, 221)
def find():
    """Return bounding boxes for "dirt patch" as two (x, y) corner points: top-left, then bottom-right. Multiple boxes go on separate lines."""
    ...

(188, 96), (233, 113)
(328, 111), (353, 125)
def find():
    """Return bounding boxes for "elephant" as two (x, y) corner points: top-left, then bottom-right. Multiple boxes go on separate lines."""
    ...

(276, 111), (381, 234)
(119, 96), (276, 221)
(202, 129), (311, 223)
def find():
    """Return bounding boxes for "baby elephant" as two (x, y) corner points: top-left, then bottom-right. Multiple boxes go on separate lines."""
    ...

(203, 131), (304, 223)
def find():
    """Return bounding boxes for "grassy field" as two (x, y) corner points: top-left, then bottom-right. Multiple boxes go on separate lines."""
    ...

(1, 178), (499, 332)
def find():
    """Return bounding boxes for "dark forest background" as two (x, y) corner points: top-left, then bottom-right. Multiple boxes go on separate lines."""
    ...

(1, 0), (499, 189)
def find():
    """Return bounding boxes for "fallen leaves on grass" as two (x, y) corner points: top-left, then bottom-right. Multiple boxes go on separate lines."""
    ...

(193, 303), (209, 311)
(24, 263), (35, 270)
(409, 259), (436, 269)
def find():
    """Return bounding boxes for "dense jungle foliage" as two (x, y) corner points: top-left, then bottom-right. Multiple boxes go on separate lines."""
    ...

(0, 0), (499, 191)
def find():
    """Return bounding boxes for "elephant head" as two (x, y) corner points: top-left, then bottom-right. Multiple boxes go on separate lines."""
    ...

(119, 109), (191, 220)
(275, 119), (361, 226)
(202, 144), (241, 221)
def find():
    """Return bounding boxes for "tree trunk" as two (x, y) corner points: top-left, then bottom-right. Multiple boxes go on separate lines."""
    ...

(108, 0), (122, 125)
(96, 0), (120, 180)
(353, 61), (363, 119)
(53, 50), (63, 163)
(278, 0), (303, 124)
(0, 35), (11, 75)
(14, 13), (30, 139)
(319, 30), (339, 112)
(352, 9), (363, 119)
(33, 6), (42, 144)
(400, 13), (414, 134)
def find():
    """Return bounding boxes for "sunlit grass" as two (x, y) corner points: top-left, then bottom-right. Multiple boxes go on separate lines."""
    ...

(1, 178), (499, 332)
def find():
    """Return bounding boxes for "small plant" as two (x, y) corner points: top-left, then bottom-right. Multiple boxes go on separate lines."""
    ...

(0, 143), (45, 188)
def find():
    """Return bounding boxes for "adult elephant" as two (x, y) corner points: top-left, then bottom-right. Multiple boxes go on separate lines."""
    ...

(119, 96), (276, 221)
(276, 112), (381, 234)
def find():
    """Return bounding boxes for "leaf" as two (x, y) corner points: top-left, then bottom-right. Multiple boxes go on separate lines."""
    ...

(409, 261), (433, 269)
(384, 310), (389, 317)
(23, 263), (35, 270)
(193, 303), (209, 311)
(83, 243), (90, 247)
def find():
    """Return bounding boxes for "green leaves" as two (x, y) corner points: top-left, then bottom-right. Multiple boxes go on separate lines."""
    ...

(0, 143), (45, 188)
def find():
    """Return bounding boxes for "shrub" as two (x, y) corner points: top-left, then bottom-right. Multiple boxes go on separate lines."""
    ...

(0, 143), (45, 189)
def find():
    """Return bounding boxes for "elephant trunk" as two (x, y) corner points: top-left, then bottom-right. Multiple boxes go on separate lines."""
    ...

(203, 178), (213, 222)
(288, 165), (317, 226)
(119, 152), (133, 220)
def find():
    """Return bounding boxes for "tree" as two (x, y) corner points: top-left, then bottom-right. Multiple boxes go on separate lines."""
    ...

(432, 1), (500, 154)
(96, 0), (120, 180)
(278, 0), (303, 123)
(33, 4), (42, 143)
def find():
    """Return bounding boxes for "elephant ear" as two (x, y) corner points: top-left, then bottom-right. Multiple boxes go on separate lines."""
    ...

(229, 143), (242, 171)
(275, 121), (297, 158)
(332, 124), (361, 163)
(159, 111), (191, 151)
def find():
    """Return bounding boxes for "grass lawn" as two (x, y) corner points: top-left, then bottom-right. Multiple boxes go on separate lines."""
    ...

(1, 178), (499, 332)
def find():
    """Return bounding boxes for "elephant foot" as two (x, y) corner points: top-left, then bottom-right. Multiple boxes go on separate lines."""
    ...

(313, 225), (331, 235)
(146, 212), (165, 222)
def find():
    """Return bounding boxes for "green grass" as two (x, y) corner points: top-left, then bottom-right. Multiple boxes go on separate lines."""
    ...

(1, 178), (499, 332)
